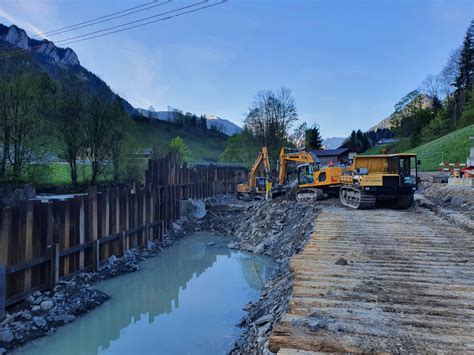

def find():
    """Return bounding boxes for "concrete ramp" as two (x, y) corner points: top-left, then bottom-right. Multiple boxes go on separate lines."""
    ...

(270, 207), (474, 353)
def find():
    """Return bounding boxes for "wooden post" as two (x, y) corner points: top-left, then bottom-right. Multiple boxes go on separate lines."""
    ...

(23, 201), (34, 292)
(49, 243), (59, 291)
(92, 239), (100, 272)
(79, 197), (85, 269)
(0, 208), (11, 268)
(0, 264), (5, 320)
(62, 202), (71, 277)
(119, 231), (127, 255)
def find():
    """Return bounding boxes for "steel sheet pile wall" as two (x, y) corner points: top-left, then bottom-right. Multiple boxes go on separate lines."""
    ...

(0, 155), (246, 317)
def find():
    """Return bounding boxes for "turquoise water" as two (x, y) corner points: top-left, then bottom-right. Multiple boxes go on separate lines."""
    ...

(15, 232), (275, 355)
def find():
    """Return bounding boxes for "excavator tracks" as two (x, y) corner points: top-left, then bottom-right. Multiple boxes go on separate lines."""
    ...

(339, 186), (376, 209)
(269, 207), (474, 354)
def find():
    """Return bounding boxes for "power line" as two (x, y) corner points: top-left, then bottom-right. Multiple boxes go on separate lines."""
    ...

(60, 1), (227, 47)
(0, 1), (227, 60)
(37, 0), (173, 38)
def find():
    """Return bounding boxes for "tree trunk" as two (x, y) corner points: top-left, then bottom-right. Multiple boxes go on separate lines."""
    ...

(69, 158), (78, 188)
(0, 130), (9, 179)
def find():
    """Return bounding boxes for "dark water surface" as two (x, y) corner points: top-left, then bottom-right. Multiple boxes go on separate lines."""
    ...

(15, 232), (275, 355)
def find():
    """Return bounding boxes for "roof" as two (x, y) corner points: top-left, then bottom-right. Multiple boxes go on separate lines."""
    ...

(310, 148), (350, 157)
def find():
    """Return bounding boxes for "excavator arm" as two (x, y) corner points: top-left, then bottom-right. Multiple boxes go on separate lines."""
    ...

(237, 147), (271, 196)
(278, 148), (318, 187)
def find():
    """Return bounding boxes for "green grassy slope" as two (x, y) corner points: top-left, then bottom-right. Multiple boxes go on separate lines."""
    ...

(132, 119), (228, 163)
(361, 125), (473, 171)
(409, 124), (474, 171)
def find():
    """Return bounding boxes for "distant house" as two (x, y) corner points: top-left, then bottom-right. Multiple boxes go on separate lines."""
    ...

(310, 148), (350, 166)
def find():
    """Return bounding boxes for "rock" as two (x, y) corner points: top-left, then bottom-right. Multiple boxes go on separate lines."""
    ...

(20, 310), (32, 321)
(254, 314), (273, 326)
(227, 242), (238, 249)
(52, 314), (76, 324)
(254, 243), (265, 255)
(257, 322), (272, 336)
(172, 222), (183, 232)
(108, 255), (118, 264)
(0, 330), (14, 343)
(0, 347), (6, 354)
(33, 316), (47, 328)
(335, 257), (348, 265)
(40, 300), (54, 311)
(206, 242), (216, 247)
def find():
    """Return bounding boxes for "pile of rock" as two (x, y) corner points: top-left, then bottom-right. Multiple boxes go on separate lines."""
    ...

(0, 281), (108, 351)
(417, 183), (474, 231)
(205, 198), (320, 263)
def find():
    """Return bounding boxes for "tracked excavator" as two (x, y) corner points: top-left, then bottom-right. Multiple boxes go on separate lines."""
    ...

(237, 147), (272, 199)
(339, 153), (419, 209)
(277, 148), (343, 201)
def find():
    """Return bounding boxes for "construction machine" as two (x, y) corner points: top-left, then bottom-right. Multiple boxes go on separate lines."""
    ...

(277, 148), (343, 201)
(237, 147), (272, 199)
(339, 153), (419, 209)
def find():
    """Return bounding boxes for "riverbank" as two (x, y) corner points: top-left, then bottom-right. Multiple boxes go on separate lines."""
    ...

(198, 196), (323, 354)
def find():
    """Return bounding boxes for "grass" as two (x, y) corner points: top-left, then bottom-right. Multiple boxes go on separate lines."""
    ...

(361, 125), (474, 171)
(361, 138), (411, 155)
(132, 119), (228, 163)
(409, 124), (474, 171)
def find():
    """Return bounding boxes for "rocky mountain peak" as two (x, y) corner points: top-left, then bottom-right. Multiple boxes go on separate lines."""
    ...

(0, 23), (80, 66)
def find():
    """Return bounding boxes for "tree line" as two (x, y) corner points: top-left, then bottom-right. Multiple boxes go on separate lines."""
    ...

(391, 20), (473, 148)
(0, 61), (134, 187)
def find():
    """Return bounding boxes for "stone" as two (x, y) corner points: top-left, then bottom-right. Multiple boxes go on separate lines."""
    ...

(227, 242), (238, 249)
(254, 314), (273, 326)
(0, 347), (6, 354)
(108, 255), (118, 264)
(20, 310), (32, 321)
(257, 323), (272, 336)
(254, 243), (265, 255)
(335, 257), (348, 265)
(40, 300), (54, 311)
(33, 316), (47, 328)
(52, 314), (76, 324)
(0, 330), (14, 343)
(206, 242), (216, 247)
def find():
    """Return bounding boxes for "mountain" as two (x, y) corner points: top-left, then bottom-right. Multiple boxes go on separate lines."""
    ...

(368, 116), (393, 132)
(0, 23), (138, 115)
(322, 137), (345, 149)
(136, 108), (242, 136)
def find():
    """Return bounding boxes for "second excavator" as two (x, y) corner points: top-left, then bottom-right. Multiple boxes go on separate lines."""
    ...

(237, 147), (272, 199)
(277, 148), (343, 201)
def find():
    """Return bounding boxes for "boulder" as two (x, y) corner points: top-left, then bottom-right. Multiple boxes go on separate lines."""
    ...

(40, 300), (54, 311)
(33, 316), (47, 328)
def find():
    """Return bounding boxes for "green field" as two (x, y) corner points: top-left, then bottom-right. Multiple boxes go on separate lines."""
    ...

(22, 119), (229, 187)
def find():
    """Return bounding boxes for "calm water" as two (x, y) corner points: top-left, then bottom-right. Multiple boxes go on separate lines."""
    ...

(15, 232), (275, 355)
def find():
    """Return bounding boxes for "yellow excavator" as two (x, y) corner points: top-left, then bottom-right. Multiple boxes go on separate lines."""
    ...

(237, 147), (272, 199)
(277, 148), (343, 201)
(339, 153), (419, 209)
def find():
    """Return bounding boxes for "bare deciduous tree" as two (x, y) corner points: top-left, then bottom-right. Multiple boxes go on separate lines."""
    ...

(244, 87), (298, 161)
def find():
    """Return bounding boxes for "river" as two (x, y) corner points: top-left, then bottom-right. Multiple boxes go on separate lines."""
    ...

(14, 232), (275, 355)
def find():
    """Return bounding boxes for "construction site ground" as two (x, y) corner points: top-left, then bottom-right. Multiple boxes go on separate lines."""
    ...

(269, 205), (474, 354)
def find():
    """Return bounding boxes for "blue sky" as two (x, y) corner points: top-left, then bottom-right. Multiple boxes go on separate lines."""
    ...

(1, 0), (472, 137)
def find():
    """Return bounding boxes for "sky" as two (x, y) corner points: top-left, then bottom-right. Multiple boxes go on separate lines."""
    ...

(0, 0), (473, 138)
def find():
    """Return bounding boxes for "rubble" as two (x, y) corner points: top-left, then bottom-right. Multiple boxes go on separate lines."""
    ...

(417, 182), (474, 231)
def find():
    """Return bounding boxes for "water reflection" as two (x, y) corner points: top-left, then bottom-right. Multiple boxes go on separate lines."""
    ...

(15, 232), (275, 355)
